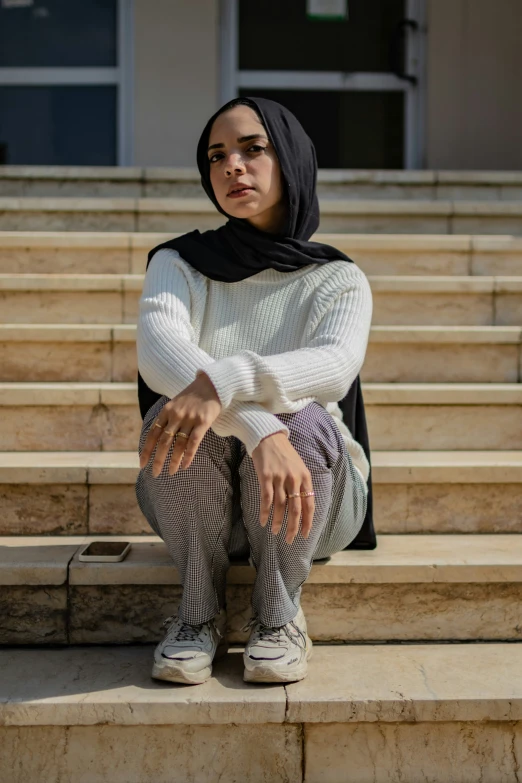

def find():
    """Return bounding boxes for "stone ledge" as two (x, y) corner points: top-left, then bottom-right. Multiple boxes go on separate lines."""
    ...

(0, 450), (139, 483)
(1, 381), (521, 407)
(1, 450), (522, 484)
(371, 325), (522, 343)
(0, 324), (114, 342)
(4, 197), (522, 217)
(0, 382), (136, 406)
(67, 535), (522, 586)
(0, 231), (134, 248)
(2, 232), (521, 278)
(0, 643), (520, 727)
(2, 166), (522, 185)
(370, 275), (495, 292)
(371, 450), (522, 483)
(0, 197), (138, 212)
(0, 274), (141, 292)
(0, 230), (473, 251)
(0, 646), (286, 726)
(453, 201), (522, 215)
(4, 272), (522, 294)
(362, 382), (522, 404)
(0, 229), (519, 256)
(1, 323), (521, 344)
(316, 200), (453, 215)
(285, 643), (522, 724)
(0, 543), (78, 585)
(1, 535), (521, 587)
(0, 166), (144, 181)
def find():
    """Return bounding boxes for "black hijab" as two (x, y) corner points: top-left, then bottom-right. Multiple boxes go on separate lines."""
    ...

(137, 96), (376, 550)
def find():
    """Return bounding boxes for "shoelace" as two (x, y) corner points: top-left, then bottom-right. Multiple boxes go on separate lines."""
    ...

(161, 615), (223, 642)
(241, 616), (307, 651)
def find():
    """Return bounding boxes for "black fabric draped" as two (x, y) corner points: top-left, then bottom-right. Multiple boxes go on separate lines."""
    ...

(137, 96), (376, 550)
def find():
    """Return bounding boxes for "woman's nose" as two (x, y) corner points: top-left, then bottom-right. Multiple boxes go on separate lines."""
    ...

(225, 153), (246, 175)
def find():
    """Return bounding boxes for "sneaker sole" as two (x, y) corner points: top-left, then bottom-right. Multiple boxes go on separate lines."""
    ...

(151, 642), (228, 686)
(243, 637), (313, 684)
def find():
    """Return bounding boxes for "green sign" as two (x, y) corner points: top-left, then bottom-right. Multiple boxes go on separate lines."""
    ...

(306, 0), (348, 21)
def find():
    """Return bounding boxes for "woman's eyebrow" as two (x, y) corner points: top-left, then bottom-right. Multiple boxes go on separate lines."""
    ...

(207, 134), (269, 152)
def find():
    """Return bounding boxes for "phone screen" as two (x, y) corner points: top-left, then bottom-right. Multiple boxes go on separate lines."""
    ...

(82, 541), (129, 557)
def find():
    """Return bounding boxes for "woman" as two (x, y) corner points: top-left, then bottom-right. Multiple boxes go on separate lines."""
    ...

(135, 96), (373, 686)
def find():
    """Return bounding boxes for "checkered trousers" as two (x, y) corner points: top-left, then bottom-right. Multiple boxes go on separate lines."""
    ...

(135, 398), (367, 628)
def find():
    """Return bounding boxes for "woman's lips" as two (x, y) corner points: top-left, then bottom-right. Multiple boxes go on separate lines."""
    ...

(227, 187), (255, 199)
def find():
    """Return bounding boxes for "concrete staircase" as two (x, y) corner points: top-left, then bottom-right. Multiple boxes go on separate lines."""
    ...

(1, 168), (522, 782)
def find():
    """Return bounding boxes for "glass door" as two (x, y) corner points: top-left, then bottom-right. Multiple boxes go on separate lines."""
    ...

(0, 0), (133, 165)
(220, 0), (426, 168)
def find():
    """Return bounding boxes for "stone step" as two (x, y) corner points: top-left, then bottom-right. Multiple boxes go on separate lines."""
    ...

(0, 643), (521, 783)
(0, 382), (521, 452)
(3, 164), (522, 201)
(4, 197), (522, 234)
(1, 450), (520, 537)
(3, 272), (522, 326)
(1, 534), (521, 645)
(2, 231), (522, 276)
(1, 324), (520, 383)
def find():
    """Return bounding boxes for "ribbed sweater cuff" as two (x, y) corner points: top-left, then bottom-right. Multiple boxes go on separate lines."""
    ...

(196, 357), (254, 409)
(213, 405), (289, 456)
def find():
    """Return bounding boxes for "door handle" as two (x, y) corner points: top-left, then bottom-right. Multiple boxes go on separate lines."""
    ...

(389, 18), (418, 85)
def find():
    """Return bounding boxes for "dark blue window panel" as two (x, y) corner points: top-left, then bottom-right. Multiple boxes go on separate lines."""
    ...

(0, 0), (117, 67)
(0, 85), (117, 165)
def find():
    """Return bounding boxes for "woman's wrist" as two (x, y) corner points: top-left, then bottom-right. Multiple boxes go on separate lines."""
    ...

(255, 430), (289, 450)
(194, 371), (222, 404)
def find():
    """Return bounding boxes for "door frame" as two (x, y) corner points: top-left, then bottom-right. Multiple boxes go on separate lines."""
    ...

(219, 0), (427, 169)
(0, 0), (134, 165)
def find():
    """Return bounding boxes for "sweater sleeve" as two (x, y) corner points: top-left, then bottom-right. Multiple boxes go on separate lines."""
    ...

(136, 249), (289, 455)
(195, 264), (373, 413)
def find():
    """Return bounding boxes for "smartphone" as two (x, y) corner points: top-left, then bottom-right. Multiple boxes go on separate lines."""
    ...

(78, 541), (131, 562)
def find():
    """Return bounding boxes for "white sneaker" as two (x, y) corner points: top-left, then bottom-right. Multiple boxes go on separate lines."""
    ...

(243, 605), (312, 683)
(152, 608), (228, 685)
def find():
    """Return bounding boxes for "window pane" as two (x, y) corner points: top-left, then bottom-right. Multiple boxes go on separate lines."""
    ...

(240, 89), (404, 169)
(239, 0), (405, 72)
(0, 0), (117, 67)
(0, 85), (117, 165)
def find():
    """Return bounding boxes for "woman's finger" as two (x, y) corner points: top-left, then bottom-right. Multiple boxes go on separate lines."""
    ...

(151, 426), (179, 477)
(176, 425), (206, 471)
(139, 415), (168, 469)
(300, 489), (315, 540)
(271, 477), (288, 536)
(166, 424), (198, 474)
(259, 474), (274, 528)
(284, 480), (302, 545)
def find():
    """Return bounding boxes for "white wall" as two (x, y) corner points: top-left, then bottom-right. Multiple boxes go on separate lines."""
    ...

(427, 0), (522, 170)
(133, 0), (220, 166)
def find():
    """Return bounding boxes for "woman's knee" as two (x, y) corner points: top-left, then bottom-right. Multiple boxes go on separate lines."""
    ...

(275, 401), (342, 473)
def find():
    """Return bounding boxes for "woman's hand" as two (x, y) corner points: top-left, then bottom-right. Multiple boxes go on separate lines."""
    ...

(140, 373), (222, 478)
(251, 433), (315, 545)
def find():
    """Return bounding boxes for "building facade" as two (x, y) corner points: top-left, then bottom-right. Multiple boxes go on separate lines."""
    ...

(0, 0), (521, 171)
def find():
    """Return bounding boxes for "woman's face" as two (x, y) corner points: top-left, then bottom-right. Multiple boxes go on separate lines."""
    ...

(207, 104), (287, 233)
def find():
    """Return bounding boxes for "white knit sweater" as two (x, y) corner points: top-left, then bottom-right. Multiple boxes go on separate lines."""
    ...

(137, 248), (373, 485)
